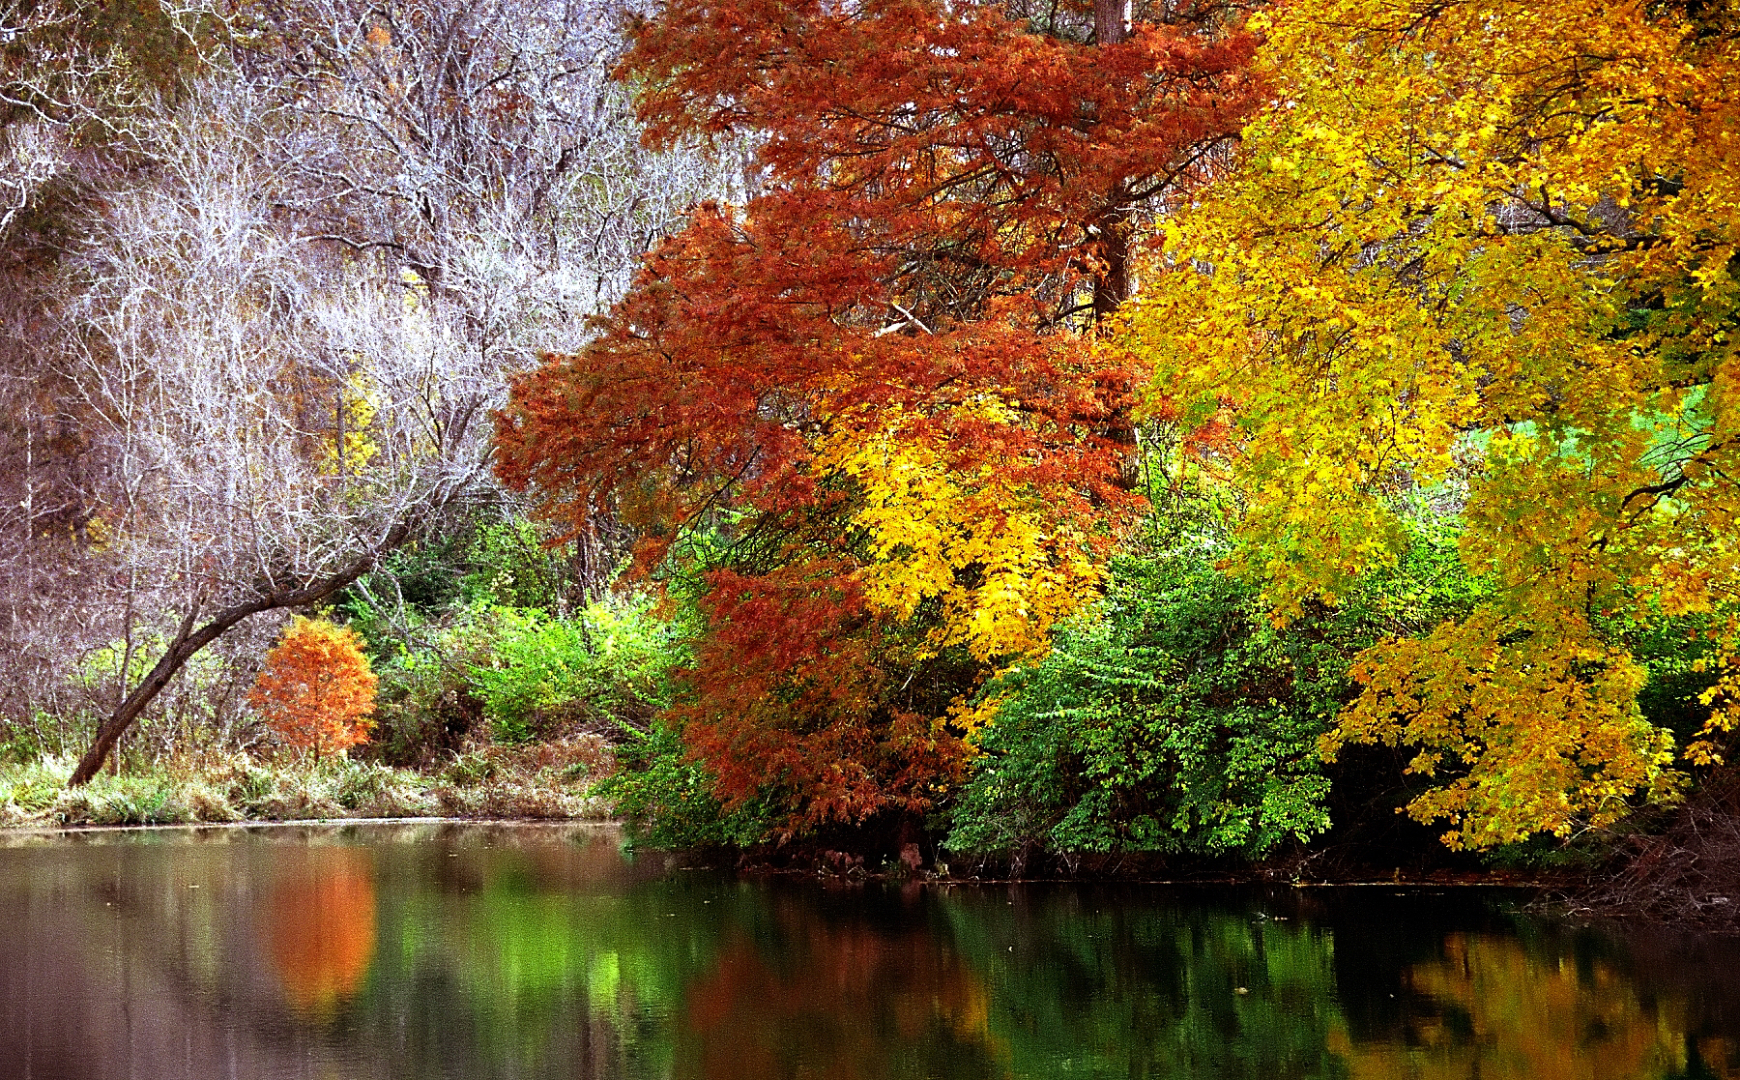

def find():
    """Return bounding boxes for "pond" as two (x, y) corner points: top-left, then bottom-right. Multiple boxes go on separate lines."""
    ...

(0, 823), (1735, 1080)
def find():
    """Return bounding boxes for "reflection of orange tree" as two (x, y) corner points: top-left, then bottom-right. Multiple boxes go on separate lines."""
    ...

(1331, 934), (1712, 1080)
(681, 904), (1004, 1080)
(262, 848), (378, 1017)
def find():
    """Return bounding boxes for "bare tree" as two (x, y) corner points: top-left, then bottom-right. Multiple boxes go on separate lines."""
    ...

(230, 0), (741, 320)
(0, 0), (740, 780)
(56, 79), (490, 783)
(0, 0), (153, 750)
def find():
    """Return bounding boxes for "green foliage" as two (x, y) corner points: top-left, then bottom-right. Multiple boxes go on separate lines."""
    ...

(344, 518), (579, 637)
(361, 607), (494, 768)
(469, 595), (685, 744)
(0, 757), (67, 823)
(338, 512), (682, 759)
(454, 521), (577, 612)
(1626, 615), (1723, 748)
(0, 730), (45, 767)
(947, 510), (1481, 859)
(594, 722), (771, 850)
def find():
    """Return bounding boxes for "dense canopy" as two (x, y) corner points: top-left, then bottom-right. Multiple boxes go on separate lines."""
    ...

(499, 0), (1259, 830)
(1131, 0), (1740, 846)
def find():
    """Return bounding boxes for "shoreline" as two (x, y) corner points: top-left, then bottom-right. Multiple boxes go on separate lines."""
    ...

(0, 815), (619, 842)
(0, 816), (1570, 891)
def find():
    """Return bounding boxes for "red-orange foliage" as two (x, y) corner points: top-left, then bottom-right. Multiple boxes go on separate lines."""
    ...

(682, 908), (996, 1079)
(680, 563), (974, 827)
(496, 0), (1259, 832)
(250, 616), (377, 759)
(261, 847), (378, 1016)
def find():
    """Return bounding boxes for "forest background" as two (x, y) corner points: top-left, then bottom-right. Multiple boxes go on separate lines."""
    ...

(2, 0), (1736, 922)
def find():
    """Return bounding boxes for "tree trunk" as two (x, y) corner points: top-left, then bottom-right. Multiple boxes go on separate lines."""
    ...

(1091, 0), (1133, 321)
(1094, 0), (1131, 45)
(67, 519), (415, 786)
(1093, 0), (1137, 480)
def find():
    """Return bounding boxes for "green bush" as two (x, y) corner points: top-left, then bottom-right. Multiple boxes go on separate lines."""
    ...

(469, 595), (684, 744)
(0, 756), (70, 823)
(362, 609), (492, 767)
(946, 513), (1480, 860)
(342, 517), (576, 638)
(55, 775), (193, 826)
(593, 721), (770, 850)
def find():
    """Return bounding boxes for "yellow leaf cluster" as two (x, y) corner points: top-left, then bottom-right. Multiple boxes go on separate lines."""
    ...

(816, 408), (1103, 663)
(317, 372), (381, 477)
(1130, 0), (1740, 845)
(1325, 610), (1679, 849)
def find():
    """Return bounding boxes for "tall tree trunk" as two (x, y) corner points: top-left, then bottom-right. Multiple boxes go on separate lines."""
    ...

(67, 519), (415, 786)
(1093, 0), (1137, 484)
(1091, 0), (1133, 320)
(1095, 0), (1131, 45)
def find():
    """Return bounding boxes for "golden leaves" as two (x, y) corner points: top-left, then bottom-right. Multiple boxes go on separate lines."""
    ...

(817, 406), (1102, 663)
(1131, 0), (1740, 845)
(1325, 610), (1678, 848)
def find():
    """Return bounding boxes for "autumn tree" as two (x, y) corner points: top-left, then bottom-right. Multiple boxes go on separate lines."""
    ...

(251, 617), (379, 759)
(1131, 0), (1740, 847)
(498, 0), (1259, 833)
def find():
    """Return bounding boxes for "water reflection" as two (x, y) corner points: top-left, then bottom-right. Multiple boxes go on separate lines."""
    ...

(0, 825), (1736, 1080)
(679, 902), (1003, 1080)
(261, 846), (377, 1016)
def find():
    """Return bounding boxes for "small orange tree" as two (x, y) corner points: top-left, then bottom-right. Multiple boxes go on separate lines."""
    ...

(250, 616), (377, 760)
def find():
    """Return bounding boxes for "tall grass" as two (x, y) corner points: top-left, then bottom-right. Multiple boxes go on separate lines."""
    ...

(0, 739), (613, 828)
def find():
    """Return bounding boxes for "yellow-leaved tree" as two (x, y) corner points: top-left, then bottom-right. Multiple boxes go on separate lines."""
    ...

(1130, 0), (1739, 847)
(814, 405), (1106, 665)
(251, 616), (377, 760)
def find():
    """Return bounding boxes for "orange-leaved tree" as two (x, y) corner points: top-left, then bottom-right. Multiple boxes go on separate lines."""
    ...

(251, 616), (378, 760)
(496, 0), (1260, 835)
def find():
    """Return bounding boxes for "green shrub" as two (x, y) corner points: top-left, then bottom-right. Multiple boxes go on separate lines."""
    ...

(343, 517), (575, 636)
(470, 595), (683, 744)
(362, 613), (491, 767)
(0, 756), (71, 822)
(946, 514), (1480, 860)
(594, 722), (770, 850)
(1, 732), (43, 766)
(55, 775), (192, 826)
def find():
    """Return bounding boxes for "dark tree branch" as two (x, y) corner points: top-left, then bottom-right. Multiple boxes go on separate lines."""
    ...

(68, 517), (416, 786)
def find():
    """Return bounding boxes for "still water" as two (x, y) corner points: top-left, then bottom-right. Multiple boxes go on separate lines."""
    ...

(1, 823), (1736, 1080)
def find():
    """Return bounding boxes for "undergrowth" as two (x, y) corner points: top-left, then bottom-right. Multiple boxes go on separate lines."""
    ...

(0, 739), (614, 828)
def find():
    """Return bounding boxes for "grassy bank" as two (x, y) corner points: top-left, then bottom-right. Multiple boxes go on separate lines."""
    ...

(0, 739), (612, 829)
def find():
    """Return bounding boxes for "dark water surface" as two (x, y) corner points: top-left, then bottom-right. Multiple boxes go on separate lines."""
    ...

(2, 824), (1737, 1080)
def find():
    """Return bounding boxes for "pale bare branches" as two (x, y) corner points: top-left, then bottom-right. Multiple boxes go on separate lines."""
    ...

(0, 0), (740, 773)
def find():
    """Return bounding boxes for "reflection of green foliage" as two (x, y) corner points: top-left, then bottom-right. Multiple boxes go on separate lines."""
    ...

(371, 870), (743, 1079)
(940, 894), (1350, 1080)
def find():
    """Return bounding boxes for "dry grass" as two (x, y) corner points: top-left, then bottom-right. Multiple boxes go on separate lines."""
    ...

(0, 735), (615, 828)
